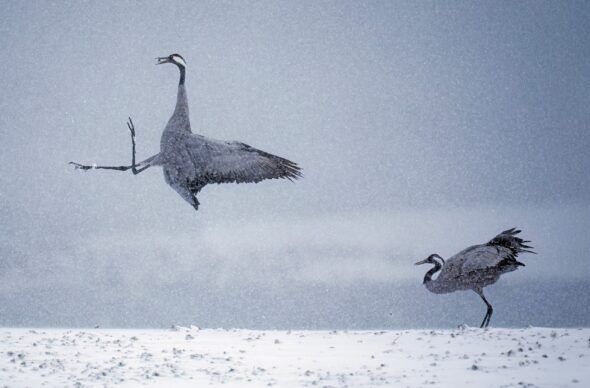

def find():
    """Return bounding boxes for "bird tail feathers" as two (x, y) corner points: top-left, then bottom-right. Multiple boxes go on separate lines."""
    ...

(487, 228), (536, 255)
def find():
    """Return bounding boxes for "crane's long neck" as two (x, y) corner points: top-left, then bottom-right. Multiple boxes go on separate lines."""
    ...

(172, 65), (190, 126)
(423, 259), (444, 294)
(178, 66), (185, 86)
(423, 260), (441, 284)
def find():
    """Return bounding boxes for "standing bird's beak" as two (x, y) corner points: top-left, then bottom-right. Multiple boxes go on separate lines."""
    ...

(156, 56), (170, 65)
(414, 258), (428, 266)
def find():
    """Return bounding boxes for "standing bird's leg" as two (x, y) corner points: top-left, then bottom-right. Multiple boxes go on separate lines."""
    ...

(474, 288), (493, 328)
(69, 117), (154, 174)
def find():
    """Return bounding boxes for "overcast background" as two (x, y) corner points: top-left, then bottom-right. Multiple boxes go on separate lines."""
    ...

(0, 1), (588, 328)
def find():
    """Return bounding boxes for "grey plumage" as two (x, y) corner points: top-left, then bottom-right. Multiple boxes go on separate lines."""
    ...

(415, 228), (535, 328)
(70, 53), (301, 211)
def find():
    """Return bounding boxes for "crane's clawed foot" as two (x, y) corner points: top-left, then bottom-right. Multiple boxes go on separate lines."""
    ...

(480, 306), (493, 328)
(479, 316), (487, 329)
(69, 161), (93, 171)
(127, 117), (135, 138)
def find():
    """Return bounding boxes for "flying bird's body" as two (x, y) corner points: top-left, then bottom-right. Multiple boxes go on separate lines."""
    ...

(71, 54), (301, 211)
(415, 228), (535, 327)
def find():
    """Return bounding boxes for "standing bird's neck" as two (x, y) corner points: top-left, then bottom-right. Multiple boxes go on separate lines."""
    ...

(423, 259), (442, 284)
(423, 258), (448, 294)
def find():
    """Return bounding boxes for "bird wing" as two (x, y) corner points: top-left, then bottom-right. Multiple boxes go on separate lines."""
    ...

(185, 134), (302, 184)
(485, 227), (535, 256)
(442, 228), (534, 278)
(433, 229), (533, 288)
(433, 245), (513, 287)
(456, 245), (515, 274)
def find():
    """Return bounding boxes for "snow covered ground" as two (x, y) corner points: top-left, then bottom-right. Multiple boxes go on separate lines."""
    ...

(0, 327), (587, 387)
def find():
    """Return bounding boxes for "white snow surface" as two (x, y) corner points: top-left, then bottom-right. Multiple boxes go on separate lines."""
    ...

(0, 327), (588, 387)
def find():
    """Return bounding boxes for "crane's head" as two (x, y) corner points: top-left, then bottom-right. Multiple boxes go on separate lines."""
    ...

(415, 254), (444, 266)
(156, 53), (187, 68)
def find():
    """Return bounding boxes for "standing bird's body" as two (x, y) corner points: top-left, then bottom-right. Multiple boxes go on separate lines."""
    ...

(71, 53), (301, 211)
(415, 228), (535, 328)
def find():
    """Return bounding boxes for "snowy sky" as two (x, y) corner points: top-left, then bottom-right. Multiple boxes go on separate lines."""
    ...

(0, 1), (588, 327)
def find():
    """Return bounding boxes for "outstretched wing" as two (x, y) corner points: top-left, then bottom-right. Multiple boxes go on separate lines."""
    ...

(486, 228), (535, 256)
(441, 228), (534, 279)
(458, 245), (518, 274)
(186, 135), (302, 184)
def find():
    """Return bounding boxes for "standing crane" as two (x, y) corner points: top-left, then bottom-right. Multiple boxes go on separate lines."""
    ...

(70, 53), (302, 211)
(415, 228), (535, 328)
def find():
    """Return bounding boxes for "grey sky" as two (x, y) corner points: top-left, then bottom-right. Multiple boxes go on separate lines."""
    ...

(0, 1), (588, 327)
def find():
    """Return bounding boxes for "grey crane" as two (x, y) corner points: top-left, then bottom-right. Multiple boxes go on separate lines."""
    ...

(415, 228), (535, 328)
(70, 53), (302, 211)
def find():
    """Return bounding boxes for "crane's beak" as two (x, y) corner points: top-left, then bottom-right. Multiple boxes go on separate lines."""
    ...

(414, 258), (428, 266)
(156, 57), (170, 65)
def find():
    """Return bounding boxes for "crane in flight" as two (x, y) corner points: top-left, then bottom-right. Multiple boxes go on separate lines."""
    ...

(415, 228), (535, 328)
(70, 53), (301, 211)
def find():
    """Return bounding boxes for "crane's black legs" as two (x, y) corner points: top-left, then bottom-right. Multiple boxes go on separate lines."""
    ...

(126, 118), (152, 175)
(69, 117), (152, 175)
(475, 288), (493, 328)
